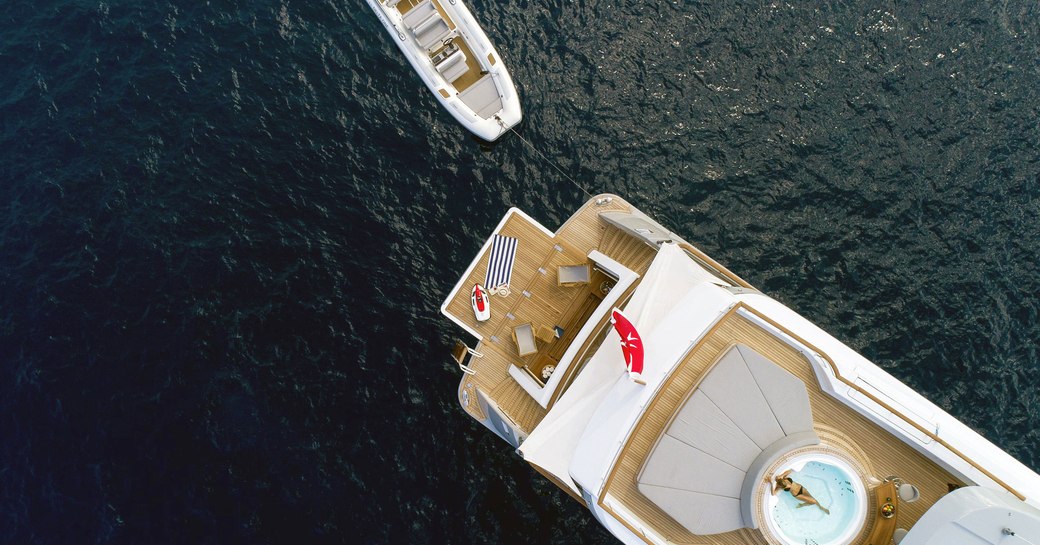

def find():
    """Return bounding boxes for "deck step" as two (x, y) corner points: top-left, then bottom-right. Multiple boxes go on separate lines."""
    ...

(598, 224), (657, 274)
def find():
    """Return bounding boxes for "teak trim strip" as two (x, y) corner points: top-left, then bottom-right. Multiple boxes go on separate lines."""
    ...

(528, 461), (585, 506)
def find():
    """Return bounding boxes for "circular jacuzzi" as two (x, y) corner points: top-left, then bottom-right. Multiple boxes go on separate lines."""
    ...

(762, 453), (867, 545)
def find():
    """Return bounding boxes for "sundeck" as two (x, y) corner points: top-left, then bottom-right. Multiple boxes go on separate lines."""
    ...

(367, 0), (522, 141)
(441, 195), (1040, 545)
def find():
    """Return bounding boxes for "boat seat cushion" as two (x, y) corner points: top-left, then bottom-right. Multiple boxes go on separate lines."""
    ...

(458, 76), (503, 118)
(437, 50), (469, 83)
(414, 16), (453, 52)
(402, 0), (438, 28)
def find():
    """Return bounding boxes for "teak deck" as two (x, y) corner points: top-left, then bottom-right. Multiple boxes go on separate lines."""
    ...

(445, 198), (658, 433)
(599, 305), (963, 545)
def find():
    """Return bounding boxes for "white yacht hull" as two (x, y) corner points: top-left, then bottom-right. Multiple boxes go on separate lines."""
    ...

(367, 0), (522, 141)
(441, 195), (1040, 545)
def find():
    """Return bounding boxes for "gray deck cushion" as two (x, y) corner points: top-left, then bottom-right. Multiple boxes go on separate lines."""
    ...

(458, 76), (503, 118)
(637, 344), (817, 535)
(740, 345), (814, 436)
(667, 391), (761, 471)
(697, 347), (786, 448)
(637, 485), (744, 535)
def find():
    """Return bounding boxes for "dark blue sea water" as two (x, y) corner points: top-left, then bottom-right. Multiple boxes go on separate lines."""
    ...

(2, 0), (1039, 543)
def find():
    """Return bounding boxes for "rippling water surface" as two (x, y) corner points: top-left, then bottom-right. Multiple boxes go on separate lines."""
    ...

(2, 0), (1039, 543)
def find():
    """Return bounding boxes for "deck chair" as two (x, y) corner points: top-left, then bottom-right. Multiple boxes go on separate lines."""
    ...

(512, 323), (537, 357)
(485, 234), (518, 294)
(557, 263), (590, 286)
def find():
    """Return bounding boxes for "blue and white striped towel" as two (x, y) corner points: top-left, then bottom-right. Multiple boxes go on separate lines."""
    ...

(484, 234), (518, 291)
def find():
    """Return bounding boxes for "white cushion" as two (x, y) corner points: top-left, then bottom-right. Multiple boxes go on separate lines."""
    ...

(402, 0), (437, 28)
(437, 50), (469, 83)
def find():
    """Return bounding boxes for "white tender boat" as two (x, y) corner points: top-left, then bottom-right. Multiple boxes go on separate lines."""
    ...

(367, 0), (522, 141)
(442, 194), (1040, 545)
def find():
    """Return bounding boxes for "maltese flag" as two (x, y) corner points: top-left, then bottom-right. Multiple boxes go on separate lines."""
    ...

(610, 308), (646, 385)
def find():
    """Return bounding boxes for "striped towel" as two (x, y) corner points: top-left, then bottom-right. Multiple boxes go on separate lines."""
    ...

(484, 234), (518, 291)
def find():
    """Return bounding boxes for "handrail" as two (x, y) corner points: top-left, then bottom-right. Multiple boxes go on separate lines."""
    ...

(739, 303), (1026, 501)
(594, 302), (1028, 545)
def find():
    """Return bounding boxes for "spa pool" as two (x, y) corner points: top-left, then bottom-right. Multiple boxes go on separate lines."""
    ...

(762, 453), (867, 545)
